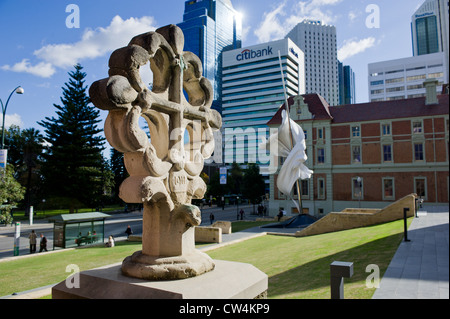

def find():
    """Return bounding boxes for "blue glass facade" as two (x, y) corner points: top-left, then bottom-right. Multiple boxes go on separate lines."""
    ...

(177, 0), (242, 112)
(415, 16), (439, 55)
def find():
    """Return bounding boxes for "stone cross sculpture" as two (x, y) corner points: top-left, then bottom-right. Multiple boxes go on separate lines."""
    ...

(89, 25), (221, 280)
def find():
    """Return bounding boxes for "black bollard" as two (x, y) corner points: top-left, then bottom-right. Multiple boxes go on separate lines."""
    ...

(330, 261), (353, 299)
(403, 207), (410, 242)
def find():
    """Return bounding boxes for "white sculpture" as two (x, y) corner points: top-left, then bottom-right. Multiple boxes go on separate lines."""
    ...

(263, 108), (313, 212)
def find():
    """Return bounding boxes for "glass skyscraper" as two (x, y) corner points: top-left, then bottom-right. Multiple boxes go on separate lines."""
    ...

(177, 0), (242, 112)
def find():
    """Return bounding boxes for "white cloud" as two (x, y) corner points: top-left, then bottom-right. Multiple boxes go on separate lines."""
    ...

(1, 15), (157, 78)
(254, 3), (287, 43)
(254, 0), (342, 43)
(1, 59), (56, 78)
(338, 37), (376, 61)
(0, 113), (24, 129)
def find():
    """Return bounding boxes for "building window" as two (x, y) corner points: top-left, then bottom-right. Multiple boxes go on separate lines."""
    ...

(414, 143), (424, 161)
(414, 177), (427, 200)
(385, 77), (404, 84)
(301, 180), (309, 198)
(413, 121), (423, 134)
(383, 145), (392, 162)
(352, 145), (361, 163)
(318, 128), (323, 139)
(383, 178), (395, 200)
(352, 177), (363, 200)
(386, 86), (405, 93)
(317, 148), (325, 164)
(351, 126), (360, 137)
(370, 80), (384, 86)
(382, 124), (391, 136)
(318, 178), (325, 199)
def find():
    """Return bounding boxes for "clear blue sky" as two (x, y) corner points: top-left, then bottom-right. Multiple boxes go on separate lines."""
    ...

(0, 0), (424, 132)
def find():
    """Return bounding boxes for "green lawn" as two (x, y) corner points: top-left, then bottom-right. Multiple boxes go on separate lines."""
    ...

(208, 218), (412, 299)
(0, 218), (412, 298)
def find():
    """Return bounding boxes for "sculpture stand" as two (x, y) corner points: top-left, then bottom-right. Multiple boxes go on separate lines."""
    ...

(52, 260), (268, 299)
(121, 202), (214, 280)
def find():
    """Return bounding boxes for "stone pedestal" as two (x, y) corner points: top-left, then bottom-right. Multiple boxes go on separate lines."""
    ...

(52, 260), (268, 299)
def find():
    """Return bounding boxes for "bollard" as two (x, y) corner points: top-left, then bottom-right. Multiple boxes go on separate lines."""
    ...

(330, 261), (353, 299)
(403, 207), (410, 242)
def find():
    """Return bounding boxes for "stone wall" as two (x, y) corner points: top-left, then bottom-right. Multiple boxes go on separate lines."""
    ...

(295, 194), (417, 237)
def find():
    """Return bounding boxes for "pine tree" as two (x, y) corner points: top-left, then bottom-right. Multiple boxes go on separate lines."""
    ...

(38, 64), (106, 212)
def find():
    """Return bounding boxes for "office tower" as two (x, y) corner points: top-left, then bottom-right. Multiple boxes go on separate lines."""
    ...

(340, 64), (356, 105)
(222, 38), (305, 168)
(412, 0), (448, 55)
(177, 0), (242, 112)
(411, 0), (449, 82)
(285, 20), (339, 106)
(368, 52), (446, 102)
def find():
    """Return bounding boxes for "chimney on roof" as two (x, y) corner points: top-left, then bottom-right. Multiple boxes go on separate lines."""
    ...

(423, 78), (439, 105)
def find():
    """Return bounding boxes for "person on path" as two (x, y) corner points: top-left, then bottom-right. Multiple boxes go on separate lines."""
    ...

(125, 225), (133, 238)
(28, 230), (37, 254)
(39, 233), (48, 252)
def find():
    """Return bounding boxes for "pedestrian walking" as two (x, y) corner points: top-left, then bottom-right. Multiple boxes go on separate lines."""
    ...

(28, 230), (37, 254)
(125, 225), (133, 238)
(240, 209), (244, 220)
(39, 233), (48, 252)
(209, 212), (215, 225)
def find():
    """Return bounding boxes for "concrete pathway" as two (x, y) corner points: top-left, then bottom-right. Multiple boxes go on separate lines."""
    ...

(372, 207), (449, 299)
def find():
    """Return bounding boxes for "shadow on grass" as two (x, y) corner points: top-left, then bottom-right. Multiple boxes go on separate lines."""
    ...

(268, 232), (405, 299)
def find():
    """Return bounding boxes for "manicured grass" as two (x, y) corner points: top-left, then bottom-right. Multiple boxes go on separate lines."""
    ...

(208, 218), (413, 299)
(0, 241), (141, 297)
(0, 218), (412, 298)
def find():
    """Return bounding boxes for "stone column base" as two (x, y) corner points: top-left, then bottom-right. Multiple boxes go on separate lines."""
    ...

(52, 260), (268, 299)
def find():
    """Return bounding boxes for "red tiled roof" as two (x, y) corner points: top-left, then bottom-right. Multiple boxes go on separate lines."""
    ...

(267, 93), (449, 126)
(266, 94), (333, 125)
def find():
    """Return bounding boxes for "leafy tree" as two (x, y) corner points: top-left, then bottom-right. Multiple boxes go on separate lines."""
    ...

(228, 162), (243, 195)
(38, 64), (109, 213)
(242, 163), (265, 213)
(0, 165), (25, 225)
(3, 125), (45, 215)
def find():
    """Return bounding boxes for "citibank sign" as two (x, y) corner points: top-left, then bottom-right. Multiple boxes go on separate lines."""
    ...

(236, 46), (273, 61)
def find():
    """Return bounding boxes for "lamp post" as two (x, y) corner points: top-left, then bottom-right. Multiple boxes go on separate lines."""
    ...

(356, 176), (362, 208)
(1, 86), (24, 149)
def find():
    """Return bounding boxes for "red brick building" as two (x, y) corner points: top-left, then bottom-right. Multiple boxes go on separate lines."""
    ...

(267, 82), (449, 217)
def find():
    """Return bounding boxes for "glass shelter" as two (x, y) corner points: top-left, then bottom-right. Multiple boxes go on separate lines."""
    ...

(49, 212), (111, 249)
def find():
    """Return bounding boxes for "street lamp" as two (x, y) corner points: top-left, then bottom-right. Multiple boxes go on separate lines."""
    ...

(356, 176), (362, 208)
(1, 86), (24, 149)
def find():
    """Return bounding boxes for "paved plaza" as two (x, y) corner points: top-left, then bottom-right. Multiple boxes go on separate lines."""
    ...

(372, 206), (449, 299)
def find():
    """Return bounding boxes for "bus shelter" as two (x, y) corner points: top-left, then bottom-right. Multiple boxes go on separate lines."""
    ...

(49, 212), (111, 249)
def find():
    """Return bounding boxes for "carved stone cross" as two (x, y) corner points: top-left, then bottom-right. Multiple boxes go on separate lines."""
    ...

(90, 25), (221, 280)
